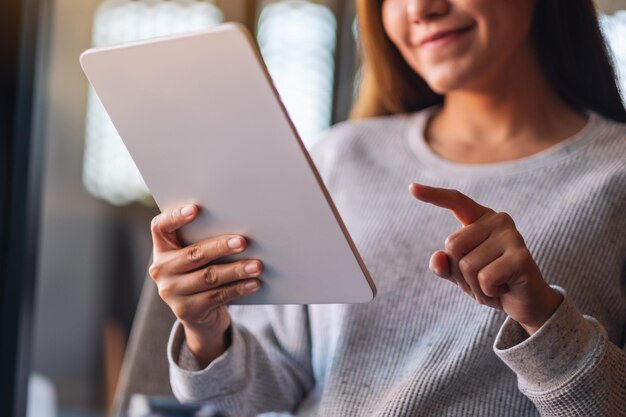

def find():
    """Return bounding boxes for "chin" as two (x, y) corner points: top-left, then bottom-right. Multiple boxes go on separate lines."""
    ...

(413, 60), (474, 95)
(422, 72), (467, 95)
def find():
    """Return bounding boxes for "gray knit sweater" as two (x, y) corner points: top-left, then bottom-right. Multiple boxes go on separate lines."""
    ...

(167, 107), (626, 417)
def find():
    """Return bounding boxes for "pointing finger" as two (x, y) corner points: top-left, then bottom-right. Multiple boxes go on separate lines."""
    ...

(409, 183), (492, 226)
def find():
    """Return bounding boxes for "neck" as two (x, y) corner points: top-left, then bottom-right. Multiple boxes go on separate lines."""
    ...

(432, 44), (585, 146)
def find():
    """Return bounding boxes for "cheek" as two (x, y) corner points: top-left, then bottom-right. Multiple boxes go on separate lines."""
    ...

(469, 0), (534, 57)
(381, 2), (429, 75)
(381, 1), (405, 45)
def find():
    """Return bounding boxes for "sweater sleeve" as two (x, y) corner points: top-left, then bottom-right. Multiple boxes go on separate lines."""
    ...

(167, 304), (313, 416)
(493, 286), (626, 417)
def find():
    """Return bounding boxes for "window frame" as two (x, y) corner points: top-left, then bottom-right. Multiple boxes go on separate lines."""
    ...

(0, 0), (47, 415)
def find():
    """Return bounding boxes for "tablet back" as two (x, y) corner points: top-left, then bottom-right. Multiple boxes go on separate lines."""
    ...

(80, 23), (376, 304)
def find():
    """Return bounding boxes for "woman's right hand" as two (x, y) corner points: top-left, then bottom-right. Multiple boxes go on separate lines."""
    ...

(149, 204), (263, 367)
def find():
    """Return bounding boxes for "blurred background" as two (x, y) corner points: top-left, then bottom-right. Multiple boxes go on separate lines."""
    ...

(20, 0), (626, 416)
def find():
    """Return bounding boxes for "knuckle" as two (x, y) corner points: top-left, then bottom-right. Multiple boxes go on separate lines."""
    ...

(203, 265), (219, 286)
(210, 288), (227, 306)
(502, 227), (524, 247)
(458, 256), (476, 276)
(173, 303), (192, 321)
(495, 212), (514, 228)
(230, 284), (243, 298)
(216, 238), (229, 254)
(482, 287), (495, 298)
(150, 215), (162, 233)
(157, 282), (174, 300)
(445, 235), (462, 257)
(148, 262), (162, 280)
(236, 261), (248, 277)
(186, 245), (202, 262)
(513, 230), (526, 247)
(225, 285), (244, 304)
(453, 190), (464, 201)
(236, 282), (249, 297)
(482, 281), (501, 298)
(477, 269), (491, 286)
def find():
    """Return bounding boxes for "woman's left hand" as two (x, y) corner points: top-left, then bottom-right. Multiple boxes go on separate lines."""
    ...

(409, 183), (563, 335)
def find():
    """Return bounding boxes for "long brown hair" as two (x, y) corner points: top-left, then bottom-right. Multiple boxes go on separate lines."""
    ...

(350, 0), (626, 123)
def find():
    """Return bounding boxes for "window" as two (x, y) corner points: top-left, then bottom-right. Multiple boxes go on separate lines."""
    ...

(257, 0), (337, 148)
(600, 10), (626, 103)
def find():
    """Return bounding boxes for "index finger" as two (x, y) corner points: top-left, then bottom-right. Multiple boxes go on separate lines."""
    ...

(409, 183), (491, 226)
(151, 204), (198, 252)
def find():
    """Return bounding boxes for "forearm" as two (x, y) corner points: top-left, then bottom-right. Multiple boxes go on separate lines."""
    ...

(494, 288), (626, 416)
(168, 305), (314, 415)
(183, 323), (231, 369)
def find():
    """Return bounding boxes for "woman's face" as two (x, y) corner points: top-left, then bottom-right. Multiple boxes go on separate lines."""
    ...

(381, 0), (536, 94)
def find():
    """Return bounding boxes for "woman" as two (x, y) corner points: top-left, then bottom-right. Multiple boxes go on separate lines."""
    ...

(148, 0), (626, 415)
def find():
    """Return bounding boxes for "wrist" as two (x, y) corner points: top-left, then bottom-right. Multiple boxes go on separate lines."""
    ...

(183, 324), (231, 368)
(519, 285), (563, 335)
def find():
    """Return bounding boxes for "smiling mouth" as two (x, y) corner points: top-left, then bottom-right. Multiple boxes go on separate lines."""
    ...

(419, 23), (476, 48)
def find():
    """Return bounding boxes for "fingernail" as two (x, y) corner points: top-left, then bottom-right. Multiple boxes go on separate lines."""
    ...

(244, 262), (259, 273)
(181, 205), (195, 217)
(228, 237), (243, 249)
(244, 280), (259, 290)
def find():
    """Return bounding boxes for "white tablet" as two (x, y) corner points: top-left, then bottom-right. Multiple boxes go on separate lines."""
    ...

(80, 23), (377, 305)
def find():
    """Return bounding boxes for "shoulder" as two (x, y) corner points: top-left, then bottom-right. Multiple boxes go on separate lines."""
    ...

(308, 112), (414, 171)
(311, 112), (411, 152)
(575, 113), (626, 210)
(587, 112), (626, 163)
(547, 111), (626, 181)
(581, 113), (626, 192)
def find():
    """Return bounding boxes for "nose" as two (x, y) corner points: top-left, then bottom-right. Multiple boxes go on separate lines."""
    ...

(406, 0), (450, 22)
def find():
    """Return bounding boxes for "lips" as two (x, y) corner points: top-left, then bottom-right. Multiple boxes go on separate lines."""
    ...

(418, 23), (475, 47)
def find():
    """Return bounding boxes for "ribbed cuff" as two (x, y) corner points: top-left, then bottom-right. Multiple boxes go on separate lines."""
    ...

(167, 320), (248, 402)
(493, 286), (605, 394)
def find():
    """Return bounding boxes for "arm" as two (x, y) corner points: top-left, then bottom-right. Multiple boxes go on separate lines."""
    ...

(166, 136), (335, 414)
(168, 303), (314, 416)
(147, 204), (314, 415)
(494, 287), (626, 417)
(410, 183), (626, 416)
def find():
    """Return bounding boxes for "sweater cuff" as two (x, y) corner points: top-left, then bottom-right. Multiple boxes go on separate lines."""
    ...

(493, 286), (605, 394)
(167, 320), (248, 402)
